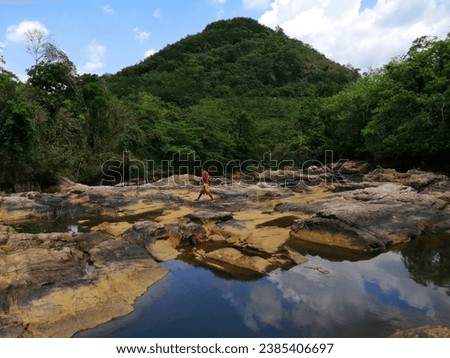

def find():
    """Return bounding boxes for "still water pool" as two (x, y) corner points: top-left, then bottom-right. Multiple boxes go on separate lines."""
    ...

(75, 232), (450, 338)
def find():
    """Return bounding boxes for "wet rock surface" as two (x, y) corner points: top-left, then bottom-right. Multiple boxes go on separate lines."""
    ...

(1, 166), (450, 337)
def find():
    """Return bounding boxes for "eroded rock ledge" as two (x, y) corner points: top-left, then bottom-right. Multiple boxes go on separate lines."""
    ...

(1, 166), (450, 337)
(0, 226), (168, 337)
(277, 182), (449, 252)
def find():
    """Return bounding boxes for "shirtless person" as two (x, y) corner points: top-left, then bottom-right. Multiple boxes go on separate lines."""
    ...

(195, 169), (214, 201)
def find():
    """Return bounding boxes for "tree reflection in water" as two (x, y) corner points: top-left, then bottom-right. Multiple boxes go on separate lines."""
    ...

(400, 231), (450, 295)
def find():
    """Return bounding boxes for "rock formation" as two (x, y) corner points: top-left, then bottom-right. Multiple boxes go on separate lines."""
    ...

(1, 165), (449, 337)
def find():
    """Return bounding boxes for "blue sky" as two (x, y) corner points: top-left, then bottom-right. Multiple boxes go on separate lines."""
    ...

(1, 0), (449, 80)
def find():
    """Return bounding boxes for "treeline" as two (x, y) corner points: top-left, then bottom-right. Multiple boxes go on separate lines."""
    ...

(0, 42), (136, 189)
(0, 18), (449, 191)
(324, 34), (450, 170)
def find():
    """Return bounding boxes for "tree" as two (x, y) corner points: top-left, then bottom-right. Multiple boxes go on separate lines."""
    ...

(0, 72), (36, 189)
(323, 76), (380, 158)
(25, 27), (51, 66)
(26, 40), (78, 115)
(362, 34), (450, 157)
(232, 109), (257, 160)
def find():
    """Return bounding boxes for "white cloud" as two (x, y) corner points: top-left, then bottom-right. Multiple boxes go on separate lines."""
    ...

(144, 48), (156, 58)
(81, 40), (106, 73)
(153, 8), (161, 18)
(259, 0), (450, 71)
(102, 4), (115, 15)
(242, 0), (271, 10)
(6, 20), (49, 43)
(212, 0), (226, 4)
(133, 27), (150, 42)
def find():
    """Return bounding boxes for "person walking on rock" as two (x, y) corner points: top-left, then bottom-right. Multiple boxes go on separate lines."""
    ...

(195, 169), (214, 201)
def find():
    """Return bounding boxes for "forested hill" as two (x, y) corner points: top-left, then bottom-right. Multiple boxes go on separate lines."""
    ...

(106, 17), (359, 105)
(1, 17), (449, 191)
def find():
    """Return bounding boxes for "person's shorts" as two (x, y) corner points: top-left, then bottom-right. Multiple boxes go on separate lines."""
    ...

(201, 184), (211, 195)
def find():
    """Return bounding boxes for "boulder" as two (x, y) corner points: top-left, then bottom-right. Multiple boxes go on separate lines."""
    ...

(279, 183), (450, 253)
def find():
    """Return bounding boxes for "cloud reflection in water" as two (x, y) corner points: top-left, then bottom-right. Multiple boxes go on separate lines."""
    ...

(223, 251), (450, 336)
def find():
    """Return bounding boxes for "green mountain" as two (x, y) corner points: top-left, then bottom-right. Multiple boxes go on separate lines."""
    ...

(106, 17), (359, 106)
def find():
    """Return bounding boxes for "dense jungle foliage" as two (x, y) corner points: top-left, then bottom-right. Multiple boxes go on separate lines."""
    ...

(0, 18), (449, 190)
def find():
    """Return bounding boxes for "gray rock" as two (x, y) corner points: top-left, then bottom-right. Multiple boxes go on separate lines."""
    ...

(363, 168), (449, 191)
(283, 183), (450, 253)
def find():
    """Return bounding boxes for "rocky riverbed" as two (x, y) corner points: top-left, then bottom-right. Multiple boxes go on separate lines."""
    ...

(1, 163), (450, 337)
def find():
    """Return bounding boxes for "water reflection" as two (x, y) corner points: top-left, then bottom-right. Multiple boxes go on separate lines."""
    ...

(399, 231), (450, 293)
(230, 285), (285, 332)
(265, 252), (448, 337)
(75, 236), (450, 338)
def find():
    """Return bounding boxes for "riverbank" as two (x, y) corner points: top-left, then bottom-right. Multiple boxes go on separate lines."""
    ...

(1, 163), (450, 337)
